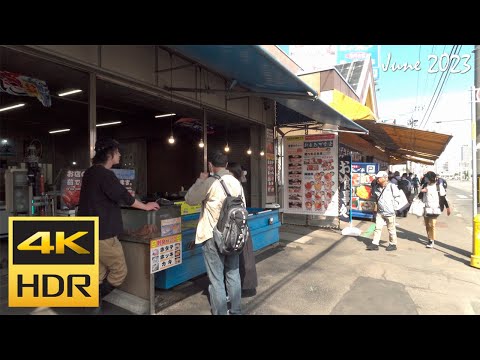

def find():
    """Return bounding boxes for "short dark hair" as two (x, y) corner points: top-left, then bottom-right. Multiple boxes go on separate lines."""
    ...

(209, 150), (228, 167)
(92, 138), (120, 165)
(425, 171), (437, 182)
(227, 162), (243, 181)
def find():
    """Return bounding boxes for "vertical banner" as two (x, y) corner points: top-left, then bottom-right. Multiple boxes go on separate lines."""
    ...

(60, 169), (85, 210)
(266, 128), (276, 202)
(338, 155), (352, 222)
(283, 134), (338, 215)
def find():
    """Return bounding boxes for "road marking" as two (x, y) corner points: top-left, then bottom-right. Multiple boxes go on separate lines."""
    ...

(457, 195), (469, 199)
(455, 199), (472, 201)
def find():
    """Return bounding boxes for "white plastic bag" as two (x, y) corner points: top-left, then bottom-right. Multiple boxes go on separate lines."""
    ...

(409, 198), (425, 217)
(394, 189), (409, 212)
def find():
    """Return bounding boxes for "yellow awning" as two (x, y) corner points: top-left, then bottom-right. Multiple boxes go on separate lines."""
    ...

(329, 89), (377, 121)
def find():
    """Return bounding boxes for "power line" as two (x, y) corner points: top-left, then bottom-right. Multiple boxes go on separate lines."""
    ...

(419, 45), (458, 129)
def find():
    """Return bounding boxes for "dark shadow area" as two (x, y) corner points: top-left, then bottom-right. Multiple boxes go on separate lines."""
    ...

(443, 253), (471, 267)
(243, 236), (347, 314)
(397, 226), (471, 259)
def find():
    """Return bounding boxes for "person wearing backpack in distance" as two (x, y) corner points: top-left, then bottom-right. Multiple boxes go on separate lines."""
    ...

(420, 171), (447, 249)
(185, 151), (245, 315)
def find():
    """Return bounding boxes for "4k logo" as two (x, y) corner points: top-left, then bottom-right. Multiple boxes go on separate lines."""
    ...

(9, 217), (99, 307)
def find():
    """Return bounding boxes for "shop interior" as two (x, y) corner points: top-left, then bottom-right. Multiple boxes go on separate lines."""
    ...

(0, 47), (260, 218)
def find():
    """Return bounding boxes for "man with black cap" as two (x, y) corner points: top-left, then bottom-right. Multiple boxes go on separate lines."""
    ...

(78, 138), (159, 312)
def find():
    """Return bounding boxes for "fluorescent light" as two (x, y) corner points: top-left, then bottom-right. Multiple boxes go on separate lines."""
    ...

(155, 113), (176, 118)
(0, 103), (25, 112)
(49, 128), (71, 134)
(96, 121), (122, 127)
(58, 89), (83, 97)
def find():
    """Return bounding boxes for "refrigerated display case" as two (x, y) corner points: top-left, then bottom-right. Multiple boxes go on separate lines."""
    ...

(155, 208), (281, 289)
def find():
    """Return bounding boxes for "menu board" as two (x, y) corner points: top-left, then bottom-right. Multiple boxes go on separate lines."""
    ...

(338, 155), (351, 222)
(283, 134), (338, 215)
(266, 128), (276, 201)
(351, 162), (378, 219)
(150, 234), (182, 274)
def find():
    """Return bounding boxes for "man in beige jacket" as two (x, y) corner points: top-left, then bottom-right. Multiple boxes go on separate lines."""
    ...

(185, 151), (245, 315)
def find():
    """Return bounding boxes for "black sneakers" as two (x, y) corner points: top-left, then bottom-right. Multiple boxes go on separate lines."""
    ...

(366, 243), (379, 251)
(386, 244), (397, 251)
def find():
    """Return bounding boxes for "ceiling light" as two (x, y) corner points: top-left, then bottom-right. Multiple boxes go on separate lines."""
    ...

(199, 139), (204, 148)
(58, 89), (83, 97)
(260, 150), (265, 156)
(168, 135), (175, 144)
(247, 148), (252, 155)
(224, 144), (230, 153)
(155, 113), (176, 118)
(96, 121), (122, 127)
(72, 161), (77, 165)
(49, 128), (71, 134)
(0, 103), (25, 112)
(2, 139), (7, 144)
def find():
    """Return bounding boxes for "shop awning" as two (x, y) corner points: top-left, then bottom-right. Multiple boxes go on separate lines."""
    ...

(166, 45), (318, 98)
(275, 97), (369, 133)
(329, 90), (377, 121)
(353, 120), (452, 164)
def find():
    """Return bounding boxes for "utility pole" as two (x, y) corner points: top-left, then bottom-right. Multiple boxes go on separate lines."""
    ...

(471, 45), (480, 269)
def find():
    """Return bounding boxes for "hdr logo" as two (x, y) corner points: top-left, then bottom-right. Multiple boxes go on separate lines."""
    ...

(8, 217), (99, 307)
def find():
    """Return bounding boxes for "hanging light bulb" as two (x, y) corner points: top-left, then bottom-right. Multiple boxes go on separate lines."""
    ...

(168, 135), (175, 144)
(260, 150), (265, 156)
(247, 148), (252, 155)
(199, 139), (204, 148)
(224, 143), (230, 153)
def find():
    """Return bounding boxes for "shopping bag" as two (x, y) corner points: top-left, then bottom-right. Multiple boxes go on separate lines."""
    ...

(409, 198), (425, 217)
(394, 190), (409, 212)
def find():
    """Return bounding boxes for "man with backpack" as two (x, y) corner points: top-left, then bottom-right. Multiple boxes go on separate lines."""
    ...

(396, 173), (412, 217)
(185, 151), (246, 315)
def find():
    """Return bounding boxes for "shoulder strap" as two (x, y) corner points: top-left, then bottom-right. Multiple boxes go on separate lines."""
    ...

(376, 185), (387, 203)
(212, 174), (231, 197)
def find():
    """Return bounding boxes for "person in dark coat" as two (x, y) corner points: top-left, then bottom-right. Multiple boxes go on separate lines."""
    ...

(227, 162), (258, 296)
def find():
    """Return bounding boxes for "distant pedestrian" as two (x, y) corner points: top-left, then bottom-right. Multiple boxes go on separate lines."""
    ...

(412, 175), (420, 195)
(367, 171), (403, 251)
(420, 171), (447, 249)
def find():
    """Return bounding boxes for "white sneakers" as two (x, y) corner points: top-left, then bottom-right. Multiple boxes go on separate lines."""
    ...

(426, 240), (434, 248)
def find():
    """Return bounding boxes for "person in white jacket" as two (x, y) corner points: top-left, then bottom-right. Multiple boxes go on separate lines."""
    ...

(420, 171), (446, 249)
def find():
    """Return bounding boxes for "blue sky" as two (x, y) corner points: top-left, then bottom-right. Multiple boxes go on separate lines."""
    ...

(277, 44), (474, 111)
(277, 45), (474, 172)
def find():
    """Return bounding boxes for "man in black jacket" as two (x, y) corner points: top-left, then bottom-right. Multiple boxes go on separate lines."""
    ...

(78, 138), (159, 309)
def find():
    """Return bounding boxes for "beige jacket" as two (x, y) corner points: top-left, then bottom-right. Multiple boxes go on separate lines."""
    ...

(185, 169), (246, 244)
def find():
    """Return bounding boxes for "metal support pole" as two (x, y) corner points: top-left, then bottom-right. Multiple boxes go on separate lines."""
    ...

(89, 73), (96, 161)
(472, 86), (477, 218)
(203, 109), (208, 173)
(471, 45), (480, 268)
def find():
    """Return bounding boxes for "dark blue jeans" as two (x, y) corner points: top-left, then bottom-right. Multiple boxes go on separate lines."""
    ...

(202, 238), (241, 315)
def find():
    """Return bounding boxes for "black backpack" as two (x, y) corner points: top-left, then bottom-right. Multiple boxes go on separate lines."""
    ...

(212, 174), (249, 255)
(397, 179), (411, 194)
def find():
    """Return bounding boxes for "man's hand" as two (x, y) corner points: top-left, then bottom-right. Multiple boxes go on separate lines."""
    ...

(199, 172), (209, 180)
(144, 202), (160, 211)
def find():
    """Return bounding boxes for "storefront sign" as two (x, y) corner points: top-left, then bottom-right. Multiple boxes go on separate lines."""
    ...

(160, 217), (181, 237)
(174, 201), (201, 215)
(60, 169), (85, 210)
(338, 155), (351, 222)
(283, 134), (339, 216)
(266, 128), (276, 201)
(351, 162), (378, 219)
(150, 234), (182, 274)
(0, 70), (51, 107)
(111, 169), (135, 197)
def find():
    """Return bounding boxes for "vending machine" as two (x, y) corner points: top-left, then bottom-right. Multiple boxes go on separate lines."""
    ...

(351, 162), (379, 220)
